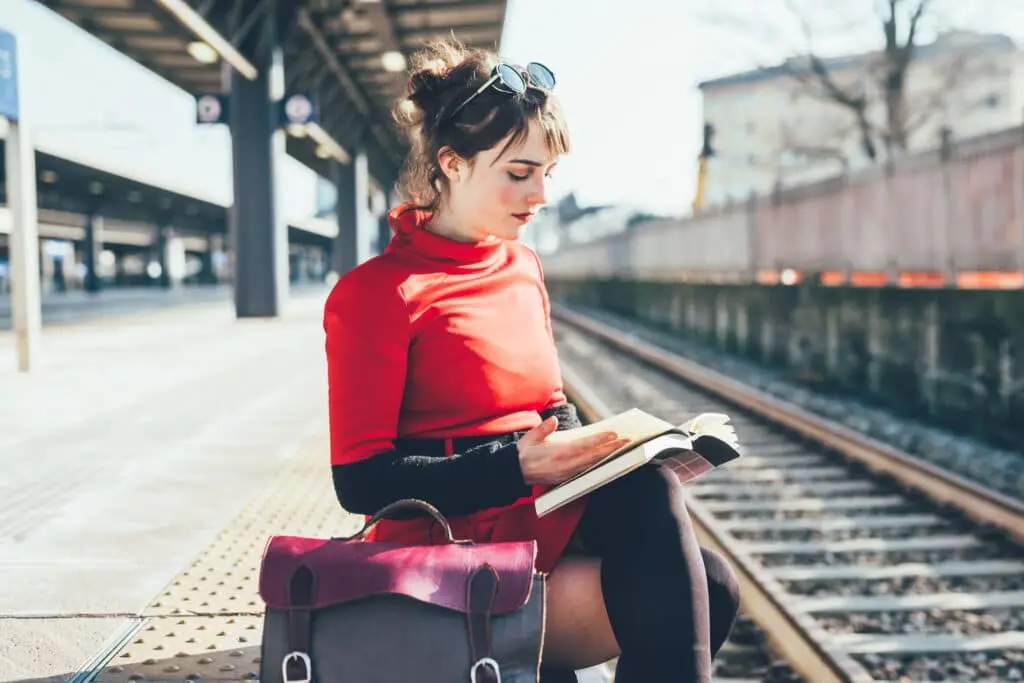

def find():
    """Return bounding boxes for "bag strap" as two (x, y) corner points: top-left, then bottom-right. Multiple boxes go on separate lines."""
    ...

(332, 498), (458, 544)
(281, 564), (316, 683)
(467, 564), (501, 683)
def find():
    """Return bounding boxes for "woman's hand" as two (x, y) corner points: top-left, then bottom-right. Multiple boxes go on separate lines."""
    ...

(516, 416), (631, 486)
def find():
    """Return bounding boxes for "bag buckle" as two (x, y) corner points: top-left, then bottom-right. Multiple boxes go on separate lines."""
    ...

(282, 651), (312, 683)
(470, 656), (501, 683)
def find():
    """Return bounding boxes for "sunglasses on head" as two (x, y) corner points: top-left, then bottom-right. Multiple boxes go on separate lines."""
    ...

(447, 62), (557, 121)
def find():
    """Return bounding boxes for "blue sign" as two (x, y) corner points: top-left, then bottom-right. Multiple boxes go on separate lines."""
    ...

(0, 29), (19, 122)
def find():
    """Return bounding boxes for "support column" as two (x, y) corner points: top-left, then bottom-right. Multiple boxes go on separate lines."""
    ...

(735, 302), (749, 355)
(5, 107), (42, 371)
(375, 186), (392, 256)
(714, 290), (729, 348)
(154, 224), (169, 288)
(354, 151), (371, 265)
(761, 317), (776, 365)
(198, 233), (217, 284)
(668, 288), (684, 331)
(921, 299), (941, 415)
(229, 4), (287, 317)
(685, 295), (697, 333)
(83, 213), (102, 293)
(866, 292), (886, 395)
(332, 148), (371, 275)
(164, 231), (186, 289)
(825, 304), (841, 375)
(331, 159), (357, 275)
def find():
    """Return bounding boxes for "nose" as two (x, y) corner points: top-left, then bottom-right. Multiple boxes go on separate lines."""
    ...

(526, 175), (548, 208)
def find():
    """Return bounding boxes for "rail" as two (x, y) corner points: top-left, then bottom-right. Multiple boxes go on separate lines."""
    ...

(552, 302), (1024, 546)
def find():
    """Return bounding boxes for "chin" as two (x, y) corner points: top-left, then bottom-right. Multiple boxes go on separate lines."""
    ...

(487, 220), (524, 241)
(497, 225), (526, 241)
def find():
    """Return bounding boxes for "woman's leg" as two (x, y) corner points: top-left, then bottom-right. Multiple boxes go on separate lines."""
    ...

(576, 463), (715, 683)
(539, 470), (742, 677)
(701, 547), (741, 657)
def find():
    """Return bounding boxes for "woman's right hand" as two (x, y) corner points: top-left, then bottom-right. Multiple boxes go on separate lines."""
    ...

(516, 416), (631, 486)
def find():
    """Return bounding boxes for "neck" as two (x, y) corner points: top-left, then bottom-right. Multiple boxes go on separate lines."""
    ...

(427, 200), (486, 244)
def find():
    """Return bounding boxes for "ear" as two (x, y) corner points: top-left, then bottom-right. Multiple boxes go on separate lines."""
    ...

(436, 146), (465, 184)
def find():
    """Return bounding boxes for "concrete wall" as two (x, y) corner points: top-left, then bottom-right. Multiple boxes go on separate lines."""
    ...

(547, 278), (1024, 447)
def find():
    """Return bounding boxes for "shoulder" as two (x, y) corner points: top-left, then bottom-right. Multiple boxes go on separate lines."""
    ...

(507, 241), (545, 278)
(324, 254), (411, 325)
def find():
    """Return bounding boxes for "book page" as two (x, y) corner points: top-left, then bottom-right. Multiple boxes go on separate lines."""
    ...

(545, 408), (675, 446)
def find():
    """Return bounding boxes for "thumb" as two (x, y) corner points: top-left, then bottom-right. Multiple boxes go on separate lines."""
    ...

(524, 415), (558, 444)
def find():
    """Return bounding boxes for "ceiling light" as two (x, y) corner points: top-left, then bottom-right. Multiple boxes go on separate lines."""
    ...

(307, 123), (351, 164)
(381, 51), (407, 73)
(156, 0), (258, 80)
(187, 41), (218, 64)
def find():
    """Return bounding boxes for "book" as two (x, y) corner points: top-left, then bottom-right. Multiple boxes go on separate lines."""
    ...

(534, 408), (742, 517)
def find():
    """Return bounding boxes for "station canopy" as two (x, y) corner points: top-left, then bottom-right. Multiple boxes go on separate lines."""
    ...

(39, 0), (509, 185)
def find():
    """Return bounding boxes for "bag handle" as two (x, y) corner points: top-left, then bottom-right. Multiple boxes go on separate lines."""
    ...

(332, 498), (457, 544)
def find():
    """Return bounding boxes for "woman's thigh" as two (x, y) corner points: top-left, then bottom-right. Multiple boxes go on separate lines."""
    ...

(541, 554), (619, 670)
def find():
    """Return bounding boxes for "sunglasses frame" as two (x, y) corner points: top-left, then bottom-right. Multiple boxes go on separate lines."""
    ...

(447, 61), (556, 121)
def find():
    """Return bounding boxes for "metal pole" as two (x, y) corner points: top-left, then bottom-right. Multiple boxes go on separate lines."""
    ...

(1, 29), (41, 372)
(6, 118), (41, 372)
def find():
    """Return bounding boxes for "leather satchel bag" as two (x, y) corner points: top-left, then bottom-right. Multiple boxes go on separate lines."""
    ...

(257, 499), (546, 683)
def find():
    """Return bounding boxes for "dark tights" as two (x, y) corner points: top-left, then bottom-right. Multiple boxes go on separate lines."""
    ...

(542, 464), (740, 683)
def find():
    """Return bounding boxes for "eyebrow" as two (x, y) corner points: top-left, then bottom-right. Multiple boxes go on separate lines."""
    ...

(508, 158), (555, 167)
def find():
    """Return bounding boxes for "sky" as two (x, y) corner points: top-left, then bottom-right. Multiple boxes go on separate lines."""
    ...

(1, 0), (1022, 219)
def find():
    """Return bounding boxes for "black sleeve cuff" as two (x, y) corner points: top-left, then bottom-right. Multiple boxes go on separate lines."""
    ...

(332, 440), (532, 518)
(541, 402), (582, 430)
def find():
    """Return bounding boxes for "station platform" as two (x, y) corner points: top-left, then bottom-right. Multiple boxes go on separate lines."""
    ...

(0, 287), (359, 682)
(0, 285), (321, 331)
(1, 290), (613, 683)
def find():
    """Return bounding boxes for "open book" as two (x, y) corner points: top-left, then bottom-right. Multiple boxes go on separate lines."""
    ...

(534, 408), (742, 517)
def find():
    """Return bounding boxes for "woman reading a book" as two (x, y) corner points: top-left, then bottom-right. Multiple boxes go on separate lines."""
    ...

(324, 38), (739, 683)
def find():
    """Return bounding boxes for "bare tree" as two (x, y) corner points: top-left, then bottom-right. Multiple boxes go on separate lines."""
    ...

(699, 0), (1015, 168)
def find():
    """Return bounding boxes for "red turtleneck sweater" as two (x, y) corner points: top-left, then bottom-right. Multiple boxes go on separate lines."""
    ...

(323, 204), (587, 572)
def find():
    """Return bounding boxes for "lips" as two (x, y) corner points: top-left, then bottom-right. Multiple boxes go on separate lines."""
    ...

(512, 212), (535, 223)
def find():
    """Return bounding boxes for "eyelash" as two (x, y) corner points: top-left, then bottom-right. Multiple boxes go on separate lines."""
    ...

(508, 170), (553, 182)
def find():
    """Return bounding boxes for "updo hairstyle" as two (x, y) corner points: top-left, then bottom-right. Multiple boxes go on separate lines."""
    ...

(392, 37), (570, 210)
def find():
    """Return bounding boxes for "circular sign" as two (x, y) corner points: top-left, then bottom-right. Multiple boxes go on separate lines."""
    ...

(196, 94), (222, 123)
(284, 94), (313, 123)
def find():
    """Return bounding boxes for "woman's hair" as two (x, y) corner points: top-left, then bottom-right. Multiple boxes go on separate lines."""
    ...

(392, 37), (570, 209)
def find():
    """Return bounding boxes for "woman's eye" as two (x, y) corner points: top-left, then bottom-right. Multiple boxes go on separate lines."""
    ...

(508, 171), (530, 181)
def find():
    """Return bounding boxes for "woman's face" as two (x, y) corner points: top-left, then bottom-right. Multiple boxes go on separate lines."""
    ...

(443, 119), (560, 241)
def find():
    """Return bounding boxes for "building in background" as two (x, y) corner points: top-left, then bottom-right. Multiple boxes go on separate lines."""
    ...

(697, 30), (1023, 206)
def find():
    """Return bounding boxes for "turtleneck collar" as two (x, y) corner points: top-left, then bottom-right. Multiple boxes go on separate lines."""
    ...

(385, 203), (506, 268)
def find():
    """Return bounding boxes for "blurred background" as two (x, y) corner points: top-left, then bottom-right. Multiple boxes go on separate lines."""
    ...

(2, 3), (1024, 683)
(2, 0), (1022, 292)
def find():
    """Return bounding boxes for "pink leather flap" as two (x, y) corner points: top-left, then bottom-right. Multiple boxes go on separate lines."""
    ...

(259, 536), (538, 615)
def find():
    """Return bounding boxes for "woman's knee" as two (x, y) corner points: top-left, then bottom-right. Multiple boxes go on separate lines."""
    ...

(579, 463), (689, 543)
(700, 548), (741, 610)
(700, 547), (741, 652)
(543, 556), (619, 670)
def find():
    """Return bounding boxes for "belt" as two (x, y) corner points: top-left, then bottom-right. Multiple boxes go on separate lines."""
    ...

(394, 430), (528, 458)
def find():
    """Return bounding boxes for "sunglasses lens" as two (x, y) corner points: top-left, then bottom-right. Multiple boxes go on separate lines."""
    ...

(527, 63), (556, 89)
(496, 63), (527, 93)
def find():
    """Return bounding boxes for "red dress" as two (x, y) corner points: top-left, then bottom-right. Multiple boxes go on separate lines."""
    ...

(322, 204), (587, 573)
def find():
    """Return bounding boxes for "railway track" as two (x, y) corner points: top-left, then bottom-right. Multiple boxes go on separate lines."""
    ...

(551, 304), (1024, 683)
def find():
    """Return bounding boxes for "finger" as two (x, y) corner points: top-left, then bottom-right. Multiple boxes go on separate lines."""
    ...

(538, 415), (559, 435)
(578, 437), (631, 463)
(576, 431), (621, 450)
(566, 436), (628, 465)
(523, 416), (558, 445)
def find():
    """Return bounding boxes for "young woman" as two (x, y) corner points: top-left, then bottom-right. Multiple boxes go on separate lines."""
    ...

(323, 38), (740, 683)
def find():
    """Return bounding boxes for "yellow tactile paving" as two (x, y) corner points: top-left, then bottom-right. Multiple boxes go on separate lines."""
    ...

(99, 616), (263, 683)
(92, 430), (364, 682)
